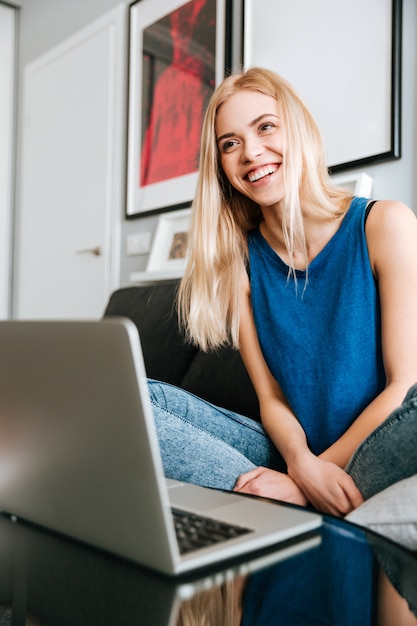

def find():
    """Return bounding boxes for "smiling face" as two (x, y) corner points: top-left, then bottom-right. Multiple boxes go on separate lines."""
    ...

(215, 90), (285, 210)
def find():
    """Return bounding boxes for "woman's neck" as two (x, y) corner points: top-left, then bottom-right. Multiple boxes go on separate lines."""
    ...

(259, 201), (347, 270)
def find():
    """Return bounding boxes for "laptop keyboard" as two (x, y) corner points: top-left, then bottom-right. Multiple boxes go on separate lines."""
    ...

(172, 508), (252, 555)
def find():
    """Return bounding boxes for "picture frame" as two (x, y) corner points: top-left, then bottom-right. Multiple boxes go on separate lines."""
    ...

(331, 172), (373, 197)
(242, 0), (402, 172)
(127, 0), (230, 218)
(145, 207), (191, 278)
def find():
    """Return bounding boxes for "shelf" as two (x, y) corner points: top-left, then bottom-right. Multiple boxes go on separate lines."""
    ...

(129, 269), (184, 284)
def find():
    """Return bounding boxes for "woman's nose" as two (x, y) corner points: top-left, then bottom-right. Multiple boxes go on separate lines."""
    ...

(241, 138), (264, 162)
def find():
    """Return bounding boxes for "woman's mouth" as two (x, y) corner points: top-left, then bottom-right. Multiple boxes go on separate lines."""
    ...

(247, 164), (279, 183)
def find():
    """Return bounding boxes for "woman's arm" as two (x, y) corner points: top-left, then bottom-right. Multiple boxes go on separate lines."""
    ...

(234, 271), (307, 505)
(237, 271), (308, 463)
(320, 200), (417, 468)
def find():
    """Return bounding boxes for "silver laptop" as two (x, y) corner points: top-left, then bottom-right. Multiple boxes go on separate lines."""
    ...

(0, 318), (321, 575)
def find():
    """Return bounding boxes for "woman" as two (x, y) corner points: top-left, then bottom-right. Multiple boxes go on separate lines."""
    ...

(148, 66), (417, 518)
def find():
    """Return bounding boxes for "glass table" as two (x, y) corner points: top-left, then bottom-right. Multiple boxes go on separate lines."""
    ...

(0, 504), (415, 626)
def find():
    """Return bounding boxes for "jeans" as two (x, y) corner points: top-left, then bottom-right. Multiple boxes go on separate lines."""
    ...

(148, 380), (286, 491)
(148, 379), (417, 497)
(345, 382), (417, 499)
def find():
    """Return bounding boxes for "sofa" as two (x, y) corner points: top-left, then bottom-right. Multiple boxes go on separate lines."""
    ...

(103, 279), (260, 422)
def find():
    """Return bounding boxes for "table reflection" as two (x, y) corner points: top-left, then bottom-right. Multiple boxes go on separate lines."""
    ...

(0, 510), (415, 626)
(174, 524), (417, 626)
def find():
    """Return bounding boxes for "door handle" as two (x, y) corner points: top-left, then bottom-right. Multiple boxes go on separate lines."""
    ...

(76, 246), (102, 257)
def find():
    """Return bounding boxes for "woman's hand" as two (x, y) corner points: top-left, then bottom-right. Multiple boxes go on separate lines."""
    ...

(288, 453), (364, 516)
(233, 457), (364, 517)
(233, 467), (308, 507)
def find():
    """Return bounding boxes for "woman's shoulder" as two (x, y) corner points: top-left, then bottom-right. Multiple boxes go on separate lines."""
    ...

(366, 199), (416, 235)
(365, 199), (417, 273)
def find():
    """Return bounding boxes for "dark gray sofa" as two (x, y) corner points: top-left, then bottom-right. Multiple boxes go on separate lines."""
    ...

(103, 279), (260, 422)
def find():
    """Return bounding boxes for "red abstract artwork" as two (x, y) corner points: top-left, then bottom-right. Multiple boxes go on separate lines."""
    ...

(140, 0), (216, 188)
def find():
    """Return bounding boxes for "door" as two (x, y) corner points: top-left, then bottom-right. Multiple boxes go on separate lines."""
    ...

(15, 5), (126, 319)
(0, 2), (16, 319)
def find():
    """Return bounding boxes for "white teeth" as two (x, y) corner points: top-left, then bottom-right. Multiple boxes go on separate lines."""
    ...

(248, 165), (277, 182)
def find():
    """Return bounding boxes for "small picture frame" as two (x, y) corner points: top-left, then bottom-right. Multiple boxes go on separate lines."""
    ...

(146, 208), (191, 276)
(331, 172), (374, 197)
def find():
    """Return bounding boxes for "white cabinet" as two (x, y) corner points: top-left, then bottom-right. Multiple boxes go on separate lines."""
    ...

(15, 4), (127, 319)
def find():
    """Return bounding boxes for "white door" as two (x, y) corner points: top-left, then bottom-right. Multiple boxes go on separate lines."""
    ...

(15, 5), (126, 320)
(0, 3), (16, 319)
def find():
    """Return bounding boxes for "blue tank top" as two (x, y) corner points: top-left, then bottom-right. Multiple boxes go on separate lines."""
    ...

(247, 197), (385, 455)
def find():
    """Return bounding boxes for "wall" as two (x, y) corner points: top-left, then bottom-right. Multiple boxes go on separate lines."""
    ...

(15, 0), (417, 291)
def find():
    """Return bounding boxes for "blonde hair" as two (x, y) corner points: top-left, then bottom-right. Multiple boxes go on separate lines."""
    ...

(175, 579), (244, 626)
(178, 67), (352, 351)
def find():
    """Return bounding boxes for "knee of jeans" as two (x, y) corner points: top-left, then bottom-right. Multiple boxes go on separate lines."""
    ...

(147, 379), (167, 407)
(147, 378), (187, 412)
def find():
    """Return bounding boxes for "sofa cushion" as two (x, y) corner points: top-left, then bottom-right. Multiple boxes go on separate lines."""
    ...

(180, 348), (260, 421)
(347, 474), (417, 551)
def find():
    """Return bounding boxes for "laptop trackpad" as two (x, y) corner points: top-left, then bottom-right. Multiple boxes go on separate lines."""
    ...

(167, 481), (243, 512)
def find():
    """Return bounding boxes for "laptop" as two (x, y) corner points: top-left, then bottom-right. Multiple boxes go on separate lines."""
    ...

(0, 318), (321, 575)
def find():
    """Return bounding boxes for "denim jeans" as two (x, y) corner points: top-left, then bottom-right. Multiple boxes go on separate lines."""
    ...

(148, 379), (286, 491)
(345, 382), (417, 499)
(148, 379), (417, 498)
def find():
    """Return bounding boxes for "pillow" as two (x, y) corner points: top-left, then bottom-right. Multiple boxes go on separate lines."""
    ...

(346, 474), (417, 550)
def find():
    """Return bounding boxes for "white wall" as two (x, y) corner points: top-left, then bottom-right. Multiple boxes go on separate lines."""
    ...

(14, 0), (417, 291)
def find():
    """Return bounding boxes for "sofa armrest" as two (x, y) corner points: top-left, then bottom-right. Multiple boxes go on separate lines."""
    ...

(103, 281), (197, 386)
(103, 281), (260, 422)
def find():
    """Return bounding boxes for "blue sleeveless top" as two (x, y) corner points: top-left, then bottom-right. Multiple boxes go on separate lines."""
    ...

(247, 197), (385, 455)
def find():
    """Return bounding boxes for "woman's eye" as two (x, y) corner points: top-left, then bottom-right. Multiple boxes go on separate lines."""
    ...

(260, 122), (274, 132)
(221, 140), (237, 152)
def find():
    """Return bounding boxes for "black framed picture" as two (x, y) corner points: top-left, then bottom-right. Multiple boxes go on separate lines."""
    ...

(127, 0), (231, 217)
(242, 0), (402, 172)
